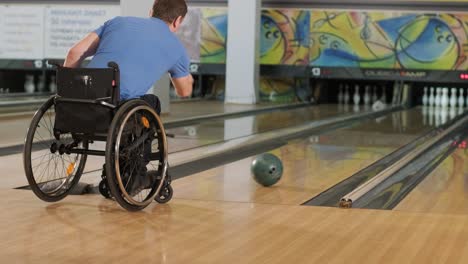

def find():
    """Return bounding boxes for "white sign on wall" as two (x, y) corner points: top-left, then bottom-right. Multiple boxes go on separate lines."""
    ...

(0, 5), (45, 60)
(44, 5), (120, 59)
(0, 6), (4, 59)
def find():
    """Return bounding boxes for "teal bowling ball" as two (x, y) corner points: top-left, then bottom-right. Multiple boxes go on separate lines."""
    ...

(251, 153), (283, 187)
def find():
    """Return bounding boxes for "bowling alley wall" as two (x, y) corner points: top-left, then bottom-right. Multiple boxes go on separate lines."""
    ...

(178, 8), (468, 102)
(0, 2), (467, 103)
(182, 8), (468, 69)
(0, 4), (119, 98)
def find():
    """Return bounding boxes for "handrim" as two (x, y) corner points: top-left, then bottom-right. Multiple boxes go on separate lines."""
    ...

(113, 104), (168, 207)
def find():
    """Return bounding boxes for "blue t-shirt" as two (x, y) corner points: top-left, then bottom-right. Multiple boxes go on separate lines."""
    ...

(87, 16), (190, 100)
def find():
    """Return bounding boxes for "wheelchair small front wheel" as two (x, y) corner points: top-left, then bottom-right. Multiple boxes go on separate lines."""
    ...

(99, 180), (113, 199)
(23, 97), (88, 202)
(105, 100), (168, 211)
(155, 184), (173, 204)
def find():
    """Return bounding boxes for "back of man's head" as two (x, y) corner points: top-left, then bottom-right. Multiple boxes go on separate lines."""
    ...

(152, 0), (188, 23)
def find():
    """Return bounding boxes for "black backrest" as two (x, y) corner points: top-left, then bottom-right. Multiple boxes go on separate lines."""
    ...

(54, 62), (120, 136)
(56, 65), (119, 104)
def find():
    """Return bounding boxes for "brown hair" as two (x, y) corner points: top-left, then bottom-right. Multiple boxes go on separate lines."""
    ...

(152, 0), (188, 23)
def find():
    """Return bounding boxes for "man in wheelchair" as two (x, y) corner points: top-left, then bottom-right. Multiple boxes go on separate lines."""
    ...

(66, 0), (193, 106)
(23, 0), (193, 211)
(67, 1), (193, 194)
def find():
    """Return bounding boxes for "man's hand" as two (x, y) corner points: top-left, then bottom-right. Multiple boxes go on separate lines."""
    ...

(171, 75), (194, 98)
(64, 33), (100, 68)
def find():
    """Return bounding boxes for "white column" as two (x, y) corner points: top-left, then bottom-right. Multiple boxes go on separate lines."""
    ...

(225, 0), (261, 104)
(120, 0), (171, 114)
(120, 0), (152, 17)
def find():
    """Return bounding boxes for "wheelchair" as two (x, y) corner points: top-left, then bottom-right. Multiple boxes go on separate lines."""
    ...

(23, 62), (173, 211)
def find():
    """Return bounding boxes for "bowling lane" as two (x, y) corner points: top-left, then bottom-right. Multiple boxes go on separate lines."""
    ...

(0, 101), (305, 150)
(0, 95), (49, 114)
(394, 147), (468, 215)
(0, 104), (360, 190)
(172, 107), (440, 205)
(1, 104), (344, 153)
(167, 104), (357, 153)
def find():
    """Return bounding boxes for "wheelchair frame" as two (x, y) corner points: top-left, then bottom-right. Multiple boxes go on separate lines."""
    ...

(23, 62), (173, 211)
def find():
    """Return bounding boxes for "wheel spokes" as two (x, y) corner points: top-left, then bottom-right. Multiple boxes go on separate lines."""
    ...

(29, 105), (83, 196)
(115, 107), (166, 206)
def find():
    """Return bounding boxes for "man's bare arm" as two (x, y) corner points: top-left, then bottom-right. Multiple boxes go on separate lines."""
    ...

(64, 33), (100, 68)
(171, 75), (194, 98)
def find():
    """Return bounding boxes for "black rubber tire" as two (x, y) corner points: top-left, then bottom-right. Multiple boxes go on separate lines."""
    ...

(105, 100), (167, 212)
(154, 184), (173, 204)
(99, 180), (112, 199)
(23, 97), (88, 202)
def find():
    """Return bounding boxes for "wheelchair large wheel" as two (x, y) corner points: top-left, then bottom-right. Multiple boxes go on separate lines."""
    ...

(105, 100), (168, 211)
(23, 97), (88, 202)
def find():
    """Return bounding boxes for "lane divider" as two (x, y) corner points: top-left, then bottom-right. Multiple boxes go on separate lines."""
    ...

(339, 112), (468, 209)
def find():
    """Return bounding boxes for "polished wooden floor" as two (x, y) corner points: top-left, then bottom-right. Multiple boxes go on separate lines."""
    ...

(2, 106), (468, 263)
(2, 189), (468, 263)
(173, 108), (430, 205)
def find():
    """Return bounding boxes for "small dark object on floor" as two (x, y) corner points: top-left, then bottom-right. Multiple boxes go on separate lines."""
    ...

(69, 182), (93, 195)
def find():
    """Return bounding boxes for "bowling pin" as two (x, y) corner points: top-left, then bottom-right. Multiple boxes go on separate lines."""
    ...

(24, 75), (35, 93)
(428, 106), (434, 126)
(372, 85), (378, 103)
(440, 108), (448, 125)
(381, 85), (387, 103)
(422, 106), (428, 126)
(450, 107), (456, 120)
(402, 109), (408, 131)
(338, 84), (344, 104)
(458, 105), (464, 116)
(428, 87), (435, 107)
(435, 87), (442, 107)
(343, 101), (350, 112)
(392, 82), (398, 105)
(37, 75), (45, 93)
(449, 88), (457, 108)
(344, 85), (350, 104)
(49, 76), (57, 94)
(441, 88), (449, 108)
(422, 86), (428, 106)
(364, 85), (371, 105)
(435, 107), (441, 126)
(353, 85), (360, 105)
(353, 104), (360, 113)
(458, 88), (465, 108)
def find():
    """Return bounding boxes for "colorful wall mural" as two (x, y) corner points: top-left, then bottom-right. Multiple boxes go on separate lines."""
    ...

(200, 8), (228, 63)
(180, 8), (468, 70)
(176, 8), (468, 102)
(310, 11), (468, 70)
(260, 9), (310, 65)
(176, 7), (202, 61)
(259, 77), (297, 103)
